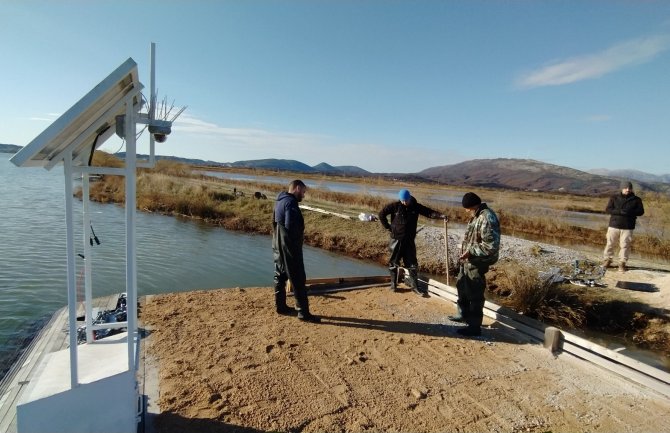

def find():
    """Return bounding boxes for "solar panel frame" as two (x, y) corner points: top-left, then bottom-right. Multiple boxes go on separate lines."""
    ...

(11, 58), (143, 169)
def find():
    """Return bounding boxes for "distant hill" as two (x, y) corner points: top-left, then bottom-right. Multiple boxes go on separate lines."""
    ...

(0, 143), (22, 154)
(589, 168), (670, 184)
(100, 152), (670, 195)
(115, 153), (371, 176)
(418, 158), (642, 195)
(230, 158), (315, 172)
(312, 162), (371, 176)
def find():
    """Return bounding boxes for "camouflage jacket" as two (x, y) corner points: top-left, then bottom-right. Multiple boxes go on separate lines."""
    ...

(462, 203), (500, 267)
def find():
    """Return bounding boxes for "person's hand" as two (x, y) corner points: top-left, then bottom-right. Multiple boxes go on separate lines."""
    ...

(441, 214), (448, 221)
(459, 251), (470, 263)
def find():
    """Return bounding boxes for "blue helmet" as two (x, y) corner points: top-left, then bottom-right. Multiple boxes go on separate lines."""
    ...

(398, 189), (411, 201)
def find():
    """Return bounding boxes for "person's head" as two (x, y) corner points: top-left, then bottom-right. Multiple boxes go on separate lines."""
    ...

(398, 189), (411, 206)
(461, 192), (482, 215)
(288, 180), (307, 202)
(620, 180), (633, 195)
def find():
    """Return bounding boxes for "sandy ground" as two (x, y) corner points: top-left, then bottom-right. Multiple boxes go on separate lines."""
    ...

(600, 266), (670, 312)
(140, 283), (670, 433)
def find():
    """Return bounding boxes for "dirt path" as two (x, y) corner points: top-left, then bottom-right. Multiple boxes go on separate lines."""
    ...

(140, 286), (670, 433)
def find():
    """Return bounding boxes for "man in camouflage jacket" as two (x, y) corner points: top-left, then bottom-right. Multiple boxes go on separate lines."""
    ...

(451, 192), (500, 337)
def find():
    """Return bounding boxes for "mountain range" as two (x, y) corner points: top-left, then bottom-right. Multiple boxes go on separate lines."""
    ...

(3, 143), (668, 195)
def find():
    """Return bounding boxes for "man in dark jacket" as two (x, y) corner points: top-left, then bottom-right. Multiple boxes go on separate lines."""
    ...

(378, 189), (446, 296)
(273, 180), (320, 323)
(603, 181), (645, 272)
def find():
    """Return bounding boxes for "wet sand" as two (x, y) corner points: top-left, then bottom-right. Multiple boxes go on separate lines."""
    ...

(140, 285), (670, 433)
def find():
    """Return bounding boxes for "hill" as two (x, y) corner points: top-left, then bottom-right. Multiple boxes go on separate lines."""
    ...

(0, 144), (22, 154)
(11, 147), (664, 195)
(418, 158), (647, 195)
(312, 162), (371, 176)
(230, 158), (315, 172)
(589, 168), (670, 184)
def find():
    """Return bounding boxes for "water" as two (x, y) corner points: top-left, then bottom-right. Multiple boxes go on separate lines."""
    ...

(200, 170), (399, 197)
(199, 170), (638, 233)
(0, 157), (384, 377)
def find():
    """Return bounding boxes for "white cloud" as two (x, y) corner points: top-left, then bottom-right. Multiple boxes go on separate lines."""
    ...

(29, 113), (59, 122)
(157, 112), (459, 172)
(516, 34), (670, 89)
(172, 112), (325, 150)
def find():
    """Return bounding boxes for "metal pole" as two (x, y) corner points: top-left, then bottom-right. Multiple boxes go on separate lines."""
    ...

(148, 42), (156, 166)
(64, 152), (79, 388)
(83, 174), (94, 343)
(125, 98), (138, 371)
(444, 218), (450, 287)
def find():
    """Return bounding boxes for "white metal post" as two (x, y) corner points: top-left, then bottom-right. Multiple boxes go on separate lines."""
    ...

(148, 42), (156, 166)
(82, 174), (94, 342)
(64, 152), (79, 388)
(125, 99), (138, 370)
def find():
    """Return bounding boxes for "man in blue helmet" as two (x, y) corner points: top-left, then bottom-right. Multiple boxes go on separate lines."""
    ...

(378, 189), (446, 296)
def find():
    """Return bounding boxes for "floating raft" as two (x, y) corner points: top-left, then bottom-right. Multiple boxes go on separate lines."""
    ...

(0, 295), (122, 433)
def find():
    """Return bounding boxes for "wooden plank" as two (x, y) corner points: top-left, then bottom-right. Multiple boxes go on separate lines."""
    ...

(307, 275), (389, 286)
(560, 328), (670, 385)
(563, 342), (670, 399)
(427, 285), (546, 341)
(308, 283), (389, 294)
(426, 278), (670, 391)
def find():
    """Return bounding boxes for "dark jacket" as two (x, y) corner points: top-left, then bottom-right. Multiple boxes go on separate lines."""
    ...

(378, 197), (441, 241)
(606, 192), (644, 230)
(272, 191), (305, 282)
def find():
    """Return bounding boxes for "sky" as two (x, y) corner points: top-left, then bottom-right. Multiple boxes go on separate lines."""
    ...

(1, 1), (669, 175)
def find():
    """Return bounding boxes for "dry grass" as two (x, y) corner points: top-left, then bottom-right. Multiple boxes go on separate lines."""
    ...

(79, 153), (670, 355)
(488, 261), (587, 329)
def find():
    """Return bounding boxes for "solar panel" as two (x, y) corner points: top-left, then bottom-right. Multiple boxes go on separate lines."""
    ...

(10, 58), (143, 169)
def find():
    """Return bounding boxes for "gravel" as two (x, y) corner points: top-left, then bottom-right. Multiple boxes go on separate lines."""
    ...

(416, 225), (591, 272)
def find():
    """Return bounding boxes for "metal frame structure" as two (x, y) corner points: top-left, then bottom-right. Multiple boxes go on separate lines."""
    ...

(10, 43), (167, 389)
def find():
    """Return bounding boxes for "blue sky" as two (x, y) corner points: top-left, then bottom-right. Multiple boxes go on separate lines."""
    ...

(1, 1), (669, 174)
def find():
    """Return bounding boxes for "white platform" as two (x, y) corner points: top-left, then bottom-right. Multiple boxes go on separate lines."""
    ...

(16, 332), (138, 433)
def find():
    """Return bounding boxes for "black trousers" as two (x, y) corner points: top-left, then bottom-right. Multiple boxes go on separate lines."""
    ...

(388, 238), (419, 289)
(455, 262), (487, 329)
(274, 256), (309, 313)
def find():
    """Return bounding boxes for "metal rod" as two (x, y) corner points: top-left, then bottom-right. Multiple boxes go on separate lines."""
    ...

(83, 174), (94, 343)
(64, 152), (79, 388)
(444, 218), (450, 286)
(125, 98), (138, 371)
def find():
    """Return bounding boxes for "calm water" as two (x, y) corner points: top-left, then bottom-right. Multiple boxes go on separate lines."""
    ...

(0, 157), (384, 377)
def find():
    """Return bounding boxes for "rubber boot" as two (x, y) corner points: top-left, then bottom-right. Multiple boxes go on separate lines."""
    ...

(274, 280), (292, 315)
(389, 267), (398, 292)
(448, 305), (464, 322)
(406, 266), (427, 297)
(295, 286), (320, 323)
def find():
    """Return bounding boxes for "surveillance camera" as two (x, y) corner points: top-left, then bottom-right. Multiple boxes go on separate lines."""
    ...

(153, 133), (167, 143)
